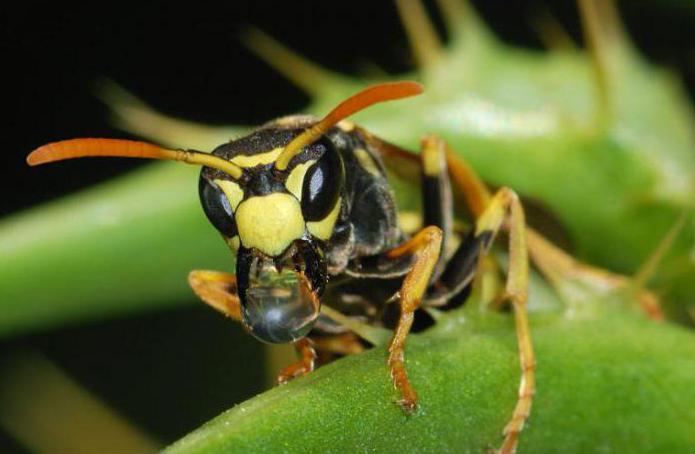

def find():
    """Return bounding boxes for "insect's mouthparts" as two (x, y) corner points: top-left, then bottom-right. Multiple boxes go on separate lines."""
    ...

(240, 258), (320, 344)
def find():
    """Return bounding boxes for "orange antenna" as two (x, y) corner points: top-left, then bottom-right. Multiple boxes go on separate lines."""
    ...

(275, 81), (423, 170)
(27, 138), (243, 179)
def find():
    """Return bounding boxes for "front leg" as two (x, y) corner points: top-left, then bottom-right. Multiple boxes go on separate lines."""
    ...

(385, 226), (443, 413)
(277, 338), (317, 384)
(189, 270), (318, 385)
(188, 270), (242, 320)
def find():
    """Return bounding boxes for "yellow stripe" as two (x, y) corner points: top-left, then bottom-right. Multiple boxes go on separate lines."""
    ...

(422, 145), (442, 177)
(215, 179), (244, 211)
(230, 147), (283, 167)
(285, 160), (315, 200)
(354, 148), (381, 177)
(307, 198), (341, 240)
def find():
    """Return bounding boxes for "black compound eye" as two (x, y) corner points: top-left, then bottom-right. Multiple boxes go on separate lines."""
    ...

(301, 138), (344, 222)
(199, 176), (237, 237)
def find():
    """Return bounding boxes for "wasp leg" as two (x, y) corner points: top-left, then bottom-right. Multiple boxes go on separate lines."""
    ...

(473, 188), (536, 454)
(309, 332), (366, 369)
(440, 138), (662, 319)
(189, 270), (320, 385)
(442, 145), (491, 221)
(277, 333), (366, 384)
(526, 229), (664, 319)
(420, 136), (453, 281)
(188, 270), (241, 320)
(277, 338), (317, 385)
(433, 139), (534, 453)
(414, 136), (491, 306)
(384, 226), (443, 413)
(311, 332), (365, 356)
(425, 227), (493, 307)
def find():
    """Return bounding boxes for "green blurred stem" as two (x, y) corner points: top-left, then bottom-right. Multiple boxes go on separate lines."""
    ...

(0, 349), (161, 454)
(0, 163), (230, 336)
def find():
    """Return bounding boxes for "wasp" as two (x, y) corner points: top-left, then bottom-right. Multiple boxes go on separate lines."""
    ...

(28, 81), (535, 453)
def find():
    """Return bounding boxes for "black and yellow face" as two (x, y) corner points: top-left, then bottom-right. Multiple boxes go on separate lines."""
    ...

(198, 122), (345, 343)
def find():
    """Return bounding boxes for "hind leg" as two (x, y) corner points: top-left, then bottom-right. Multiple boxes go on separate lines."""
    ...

(434, 138), (535, 453)
(472, 188), (535, 454)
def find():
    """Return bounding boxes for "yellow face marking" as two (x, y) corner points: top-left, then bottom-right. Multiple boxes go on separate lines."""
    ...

(230, 147), (283, 168)
(307, 198), (341, 240)
(285, 160), (315, 200)
(354, 148), (381, 177)
(226, 235), (240, 251)
(235, 193), (305, 256)
(215, 179), (244, 211)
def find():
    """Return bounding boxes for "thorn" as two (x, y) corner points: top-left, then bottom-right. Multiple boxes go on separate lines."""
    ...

(594, 0), (632, 52)
(0, 349), (162, 454)
(395, 0), (443, 69)
(530, 7), (577, 52)
(577, 0), (613, 126)
(633, 210), (690, 289)
(241, 27), (345, 96)
(434, 0), (493, 46)
(355, 59), (390, 79)
(94, 80), (239, 150)
(434, 0), (466, 35)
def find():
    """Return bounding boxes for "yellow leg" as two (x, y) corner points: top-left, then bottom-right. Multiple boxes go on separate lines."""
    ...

(443, 140), (535, 453)
(431, 136), (661, 451)
(311, 333), (365, 356)
(442, 139), (661, 318)
(277, 338), (317, 385)
(188, 270), (241, 320)
(385, 226), (443, 413)
(190, 270), (320, 385)
(475, 189), (536, 454)
(525, 230), (663, 320)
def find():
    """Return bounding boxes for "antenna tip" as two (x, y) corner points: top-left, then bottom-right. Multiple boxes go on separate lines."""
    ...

(27, 145), (51, 166)
(394, 80), (424, 97)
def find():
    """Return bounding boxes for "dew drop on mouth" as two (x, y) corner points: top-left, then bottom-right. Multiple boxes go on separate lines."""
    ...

(241, 267), (319, 344)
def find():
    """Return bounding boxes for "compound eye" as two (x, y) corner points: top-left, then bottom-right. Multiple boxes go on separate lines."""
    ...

(301, 138), (344, 222)
(199, 176), (237, 237)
